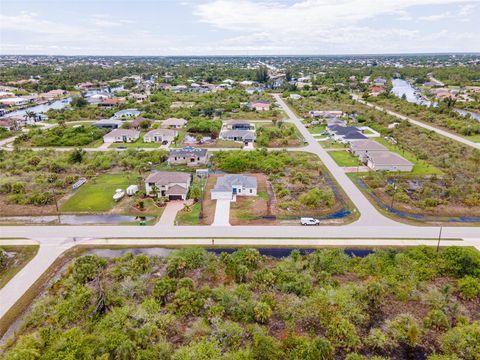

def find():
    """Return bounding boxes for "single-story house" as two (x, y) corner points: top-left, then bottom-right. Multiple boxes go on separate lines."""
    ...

(349, 140), (388, 162)
(113, 108), (141, 119)
(0, 97), (29, 106)
(161, 118), (187, 129)
(249, 101), (271, 111)
(223, 120), (254, 131)
(168, 147), (209, 166)
(366, 152), (413, 172)
(373, 77), (387, 86)
(93, 119), (123, 129)
(145, 171), (191, 200)
(327, 125), (367, 143)
(98, 98), (124, 108)
(131, 117), (152, 130)
(211, 174), (257, 201)
(219, 129), (256, 144)
(369, 86), (386, 96)
(103, 129), (140, 143)
(143, 128), (178, 143)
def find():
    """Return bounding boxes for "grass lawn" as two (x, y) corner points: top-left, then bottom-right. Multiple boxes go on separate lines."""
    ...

(110, 141), (161, 148)
(328, 150), (361, 167)
(466, 134), (480, 143)
(205, 140), (243, 148)
(0, 245), (39, 289)
(318, 140), (348, 149)
(60, 173), (140, 212)
(305, 123), (326, 134)
(375, 137), (443, 175)
(175, 202), (201, 225)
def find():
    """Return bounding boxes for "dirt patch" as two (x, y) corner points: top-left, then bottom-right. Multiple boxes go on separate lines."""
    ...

(0, 197), (57, 216)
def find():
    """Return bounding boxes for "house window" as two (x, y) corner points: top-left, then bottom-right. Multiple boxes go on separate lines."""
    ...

(249, 189), (253, 194)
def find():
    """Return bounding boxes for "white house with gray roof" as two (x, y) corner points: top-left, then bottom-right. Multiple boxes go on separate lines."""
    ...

(211, 174), (257, 201)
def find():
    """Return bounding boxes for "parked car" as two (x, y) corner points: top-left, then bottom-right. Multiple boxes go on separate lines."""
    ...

(300, 217), (320, 226)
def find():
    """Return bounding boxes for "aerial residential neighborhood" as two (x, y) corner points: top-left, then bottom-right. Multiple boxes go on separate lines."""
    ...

(0, 0), (479, 359)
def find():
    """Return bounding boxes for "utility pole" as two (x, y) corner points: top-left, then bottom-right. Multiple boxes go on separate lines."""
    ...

(390, 183), (398, 209)
(436, 226), (443, 253)
(52, 188), (61, 224)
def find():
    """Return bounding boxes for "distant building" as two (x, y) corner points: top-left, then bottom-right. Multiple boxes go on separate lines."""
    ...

(168, 147), (209, 166)
(160, 118), (187, 129)
(113, 108), (141, 119)
(249, 101), (271, 111)
(103, 129), (140, 143)
(93, 119), (123, 129)
(143, 128), (178, 144)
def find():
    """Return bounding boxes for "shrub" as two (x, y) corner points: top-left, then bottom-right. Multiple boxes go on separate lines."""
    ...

(457, 276), (480, 300)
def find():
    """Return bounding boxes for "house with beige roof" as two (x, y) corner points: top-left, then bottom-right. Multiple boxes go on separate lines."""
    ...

(161, 118), (187, 129)
(366, 152), (413, 172)
(144, 171), (191, 200)
(143, 129), (178, 144)
(349, 140), (388, 162)
(103, 129), (140, 143)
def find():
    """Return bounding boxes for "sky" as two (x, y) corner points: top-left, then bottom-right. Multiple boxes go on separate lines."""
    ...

(1, 0), (479, 56)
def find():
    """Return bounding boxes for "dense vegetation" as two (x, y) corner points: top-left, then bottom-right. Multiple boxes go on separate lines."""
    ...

(14, 125), (108, 147)
(2, 247), (479, 359)
(366, 94), (480, 138)
(256, 122), (302, 147)
(212, 150), (338, 214)
(0, 149), (167, 208)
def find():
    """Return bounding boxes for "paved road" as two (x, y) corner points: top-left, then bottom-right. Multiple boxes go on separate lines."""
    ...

(0, 235), (479, 321)
(273, 94), (396, 226)
(351, 93), (480, 149)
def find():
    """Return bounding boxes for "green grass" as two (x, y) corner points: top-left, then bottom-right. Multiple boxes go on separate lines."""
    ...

(258, 191), (269, 201)
(175, 202), (201, 225)
(465, 134), (480, 143)
(0, 245), (39, 289)
(110, 141), (161, 148)
(328, 150), (361, 167)
(305, 123), (326, 134)
(374, 137), (443, 175)
(60, 173), (140, 212)
(318, 140), (347, 149)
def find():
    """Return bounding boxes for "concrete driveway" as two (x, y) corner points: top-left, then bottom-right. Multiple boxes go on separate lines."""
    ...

(156, 200), (186, 226)
(212, 199), (231, 226)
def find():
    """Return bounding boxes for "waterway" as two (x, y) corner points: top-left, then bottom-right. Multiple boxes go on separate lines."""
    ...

(0, 214), (153, 225)
(391, 78), (480, 122)
(3, 97), (72, 118)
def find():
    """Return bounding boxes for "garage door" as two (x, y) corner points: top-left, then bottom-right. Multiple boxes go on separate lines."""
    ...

(168, 195), (183, 201)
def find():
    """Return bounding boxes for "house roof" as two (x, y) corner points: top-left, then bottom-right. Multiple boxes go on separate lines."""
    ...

(220, 129), (256, 139)
(349, 140), (388, 152)
(212, 174), (257, 193)
(166, 184), (188, 196)
(367, 151), (413, 166)
(342, 131), (367, 140)
(145, 171), (191, 185)
(169, 147), (208, 157)
(104, 129), (140, 137)
(144, 129), (177, 138)
(94, 119), (123, 126)
(328, 126), (360, 135)
(225, 119), (253, 126)
(132, 117), (151, 127)
(370, 86), (385, 93)
(161, 118), (187, 126)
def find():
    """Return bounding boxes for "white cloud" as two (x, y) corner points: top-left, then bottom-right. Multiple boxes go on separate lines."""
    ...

(194, 0), (478, 53)
(418, 12), (451, 21)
